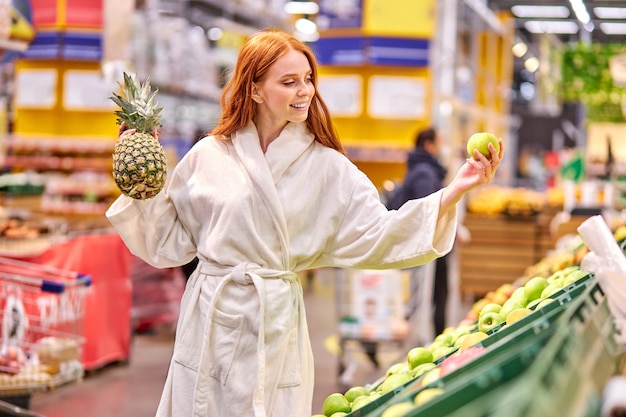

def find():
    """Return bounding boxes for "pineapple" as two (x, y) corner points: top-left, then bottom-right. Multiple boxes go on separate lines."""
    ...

(110, 72), (167, 200)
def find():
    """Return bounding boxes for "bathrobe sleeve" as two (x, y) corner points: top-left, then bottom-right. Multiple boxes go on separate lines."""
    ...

(105, 168), (198, 269)
(321, 175), (457, 270)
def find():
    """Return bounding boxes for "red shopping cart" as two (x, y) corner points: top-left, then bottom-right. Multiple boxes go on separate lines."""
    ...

(0, 257), (91, 416)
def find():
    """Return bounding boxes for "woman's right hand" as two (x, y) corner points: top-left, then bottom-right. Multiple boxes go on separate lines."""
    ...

(117, 123), (158, 140)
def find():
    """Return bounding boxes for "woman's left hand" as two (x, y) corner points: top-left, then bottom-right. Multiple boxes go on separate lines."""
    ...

(439, 138), (504, 217)
(451, 139), (504, 194)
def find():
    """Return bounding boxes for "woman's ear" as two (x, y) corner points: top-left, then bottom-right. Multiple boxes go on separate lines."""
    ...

(251, 83), (263, 104)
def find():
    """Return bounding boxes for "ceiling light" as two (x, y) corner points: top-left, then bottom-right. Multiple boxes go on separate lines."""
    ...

(295, 17), (317, 34)
(599, 22), (626, 35)
(294, 30), (320, 43)
(207, 27), (223, 41)
(569, 0), (591, 25)
(511, 5), (570, 18)
(512, 41), (528, 58)
(594, 7), (626, 19)
(524, 57), (540, 73)
(284, 2), (319, 15)
(524, 20), (579, 34)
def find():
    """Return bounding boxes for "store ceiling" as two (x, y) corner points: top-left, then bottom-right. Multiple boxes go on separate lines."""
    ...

(486, 0), (626, 44)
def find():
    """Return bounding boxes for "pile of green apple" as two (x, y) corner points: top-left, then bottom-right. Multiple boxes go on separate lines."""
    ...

(477, 266), (588, 334)
(314, 266), (588, 417)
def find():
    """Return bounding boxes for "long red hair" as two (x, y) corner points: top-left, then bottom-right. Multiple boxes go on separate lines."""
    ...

(210, 29), (344, 154)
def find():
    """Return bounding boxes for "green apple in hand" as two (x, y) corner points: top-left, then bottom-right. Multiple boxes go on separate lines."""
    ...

(478, 311), (504, 333)
(467, 132), (500, 160)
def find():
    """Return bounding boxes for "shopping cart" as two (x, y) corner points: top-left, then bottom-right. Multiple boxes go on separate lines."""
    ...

(0, 257), (91, 416)
(335, 268), (413, 387)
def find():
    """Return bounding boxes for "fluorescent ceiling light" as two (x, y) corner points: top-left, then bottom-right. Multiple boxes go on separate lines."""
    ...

(511, 5), (569, 18)
(512, 41), (528, 58)
(570, 0), (591, 25)
(594, 7), (626, 19)
(524, 57), (540, 72)
(284, 2), (319, 15)
(295, 17), (317, 34)
(600, 22), (626, 34)
(524, 20), (579, 34)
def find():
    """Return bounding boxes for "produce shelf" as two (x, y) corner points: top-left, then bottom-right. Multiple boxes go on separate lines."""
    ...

(363, 279), (622, 417)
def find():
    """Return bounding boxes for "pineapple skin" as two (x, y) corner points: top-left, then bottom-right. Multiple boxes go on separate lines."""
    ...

(112, 132), (167, 200)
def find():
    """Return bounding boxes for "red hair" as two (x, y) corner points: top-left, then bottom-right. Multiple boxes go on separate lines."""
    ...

(210, 28), (344, 154)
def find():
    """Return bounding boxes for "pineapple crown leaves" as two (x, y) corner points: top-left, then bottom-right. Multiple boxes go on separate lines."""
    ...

(110, 72), (163, 135)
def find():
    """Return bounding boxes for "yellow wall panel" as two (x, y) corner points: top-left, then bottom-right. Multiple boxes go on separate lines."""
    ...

(363, 0), (436, 38)
(13, 59), (117, 138)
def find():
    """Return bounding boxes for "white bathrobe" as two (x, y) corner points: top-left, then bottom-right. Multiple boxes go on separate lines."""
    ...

(105, 122), (457, 417)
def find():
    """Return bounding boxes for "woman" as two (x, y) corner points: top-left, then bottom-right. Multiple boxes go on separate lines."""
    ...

(106, 29), (503, 417)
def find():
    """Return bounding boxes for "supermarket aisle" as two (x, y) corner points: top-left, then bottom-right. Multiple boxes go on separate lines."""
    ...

(25, 268), (411, 417)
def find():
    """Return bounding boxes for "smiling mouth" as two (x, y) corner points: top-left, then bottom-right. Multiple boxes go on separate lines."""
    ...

(291, 103), (307, 109)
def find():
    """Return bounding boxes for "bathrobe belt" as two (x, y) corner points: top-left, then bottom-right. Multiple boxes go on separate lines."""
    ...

(193, 261), (300, 417)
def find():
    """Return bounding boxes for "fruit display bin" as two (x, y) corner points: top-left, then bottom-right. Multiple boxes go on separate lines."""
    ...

(374, 279), (620, 417)
(345, 273), (596, 417)
(480, 280), (623, 417)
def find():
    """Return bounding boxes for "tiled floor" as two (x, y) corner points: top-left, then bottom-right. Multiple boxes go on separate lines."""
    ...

(3, 268), (445, 417)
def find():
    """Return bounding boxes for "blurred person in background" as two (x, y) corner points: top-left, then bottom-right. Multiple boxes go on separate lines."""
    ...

(389, 127), (453, 337)
(106, 29), (503, 417)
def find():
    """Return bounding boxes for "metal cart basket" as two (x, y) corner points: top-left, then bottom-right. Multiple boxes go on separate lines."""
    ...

(335, 268), (418, 386)
(0, 256), (91, 416)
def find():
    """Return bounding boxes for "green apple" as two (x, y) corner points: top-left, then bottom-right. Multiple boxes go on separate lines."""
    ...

(411, 362), (436, 378)
(344, 385), (370, 403)
(432, 346), (455, 361)
(524, 277), (548, 303)
(322, 393), (351, 416)
(477, 311), (504, 333)
(541, 283), (562, 299)
(467, 132), (500, 160)
(350, 394), (373, 411)
(453, 333), (469, 348)
(499, 300), (525, 320)
(433, 333), (454, 347)
(459, 331), (488, 351)
(526, 298), (542, 310)
(535, 298), (556, 310)
(414, 387), (444, 406)
(419, 368), (441, 386)
(479, 303), (502, 317)
(509, 287), (529, 306)
(407, 347), (434, 370)
(378, 372), (414, 395)
(563, 269), (587, 286)
(385, 362), (407, 377)
(505, 307), (532, 325)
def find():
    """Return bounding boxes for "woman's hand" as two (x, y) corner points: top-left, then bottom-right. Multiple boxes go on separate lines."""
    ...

(117, 123), (159, 140)
(439, 138), (504, 217)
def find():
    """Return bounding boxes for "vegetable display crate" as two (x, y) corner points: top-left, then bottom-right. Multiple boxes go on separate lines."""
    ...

(369, 279), (619, 417)
(350, 273), (598, 417)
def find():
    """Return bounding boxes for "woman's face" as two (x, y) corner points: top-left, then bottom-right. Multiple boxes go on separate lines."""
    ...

(252, 49), (315, 132)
